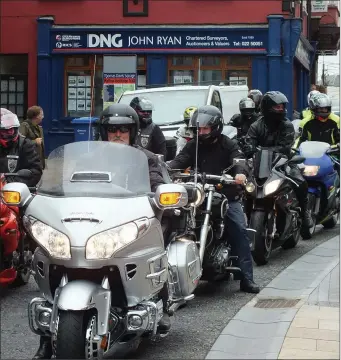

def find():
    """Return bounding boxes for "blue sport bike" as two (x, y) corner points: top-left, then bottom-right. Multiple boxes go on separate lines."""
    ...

(298, 141), (340, 239)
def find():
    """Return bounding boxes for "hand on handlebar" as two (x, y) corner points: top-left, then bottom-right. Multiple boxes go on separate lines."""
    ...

(234, 173), (247, 185)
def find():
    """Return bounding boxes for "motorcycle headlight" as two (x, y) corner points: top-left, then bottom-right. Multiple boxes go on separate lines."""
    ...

(264, 179), (282, 196)
(303, 165), (320, 176)
(86, 219), (149, 260)
(245, 182), (255, 193)
(29, 218), (71, 259)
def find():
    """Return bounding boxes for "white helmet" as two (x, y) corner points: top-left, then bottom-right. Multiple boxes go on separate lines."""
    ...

(307, 90), (320, 106)
(0, 108), (20, 129)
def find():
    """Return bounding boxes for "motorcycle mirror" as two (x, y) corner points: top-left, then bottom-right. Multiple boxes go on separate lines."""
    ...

(16, 169), (33, 178)
(288, 155), (305, 165)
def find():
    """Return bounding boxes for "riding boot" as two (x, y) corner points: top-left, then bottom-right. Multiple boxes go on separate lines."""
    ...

(157, 282), (171, 333)
(32, 336), (52, 359)
(301, 195), (314, 228)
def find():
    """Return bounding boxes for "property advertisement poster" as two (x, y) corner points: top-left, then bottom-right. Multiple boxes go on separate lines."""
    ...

(103, 73), (136, 109)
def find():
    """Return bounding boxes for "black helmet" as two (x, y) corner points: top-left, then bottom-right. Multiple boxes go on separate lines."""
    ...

(309, 93), (332, 120)
(189, 105), (224, 144)
(239, 97), (256, 118)
(248, 89), (263, 110)
(129, 96), (154, 127)
(261, 91), (288, 124)
(99, 103), (139, 144)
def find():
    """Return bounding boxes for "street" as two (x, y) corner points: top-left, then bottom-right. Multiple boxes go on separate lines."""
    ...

(0, 225), (338, 360)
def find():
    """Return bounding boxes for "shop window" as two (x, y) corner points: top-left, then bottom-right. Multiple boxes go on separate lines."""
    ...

(171, 56), (194, 66)
(169, 70), (195, 85)
(200, 70), (223, 85)
(225, 70), (250, 86)
(226, 56), (251, 67)
(137, 55), (147, 89)
(201, 56), (220, 66)
(64, 55), (103, 118)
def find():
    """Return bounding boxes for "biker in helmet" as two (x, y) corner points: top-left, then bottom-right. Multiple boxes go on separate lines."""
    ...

(248, 89), (263, 116)
(33, 103), (171, 359)
(244, 91), (314, 229)
(168, 105), (260, 294)
(0, 108), (42, 187)
(129, 96), (167, 158)
(229, 98), (258, 139)
(299, 90), (320, 120)
(175, 106), (197, 155)
(296, 93), (340, 148)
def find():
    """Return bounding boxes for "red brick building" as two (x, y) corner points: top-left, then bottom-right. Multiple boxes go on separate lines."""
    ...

(0, 0), (339, 152)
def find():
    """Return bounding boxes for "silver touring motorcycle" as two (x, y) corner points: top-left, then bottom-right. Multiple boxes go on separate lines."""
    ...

(1, 141), (201, 359)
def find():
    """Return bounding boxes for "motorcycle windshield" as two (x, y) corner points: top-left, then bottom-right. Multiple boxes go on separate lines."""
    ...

(37, 142), (151, 198)
(253, 148), (275, 179)
(299, 141), (330, 158)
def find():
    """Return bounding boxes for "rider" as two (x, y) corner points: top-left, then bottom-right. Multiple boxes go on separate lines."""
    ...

(229, 98), (258, 140)
(168, 105), (260, 294)
(299, 90), (320, 120)
(175, 106), (197, 155)
(248, 89), (263, 117)
(129, 96), (167, 158)
(244, 91), (314, 229)
(0, 108), (42, 187)
(296, 93), (340, 147)
(33, 103), (170, 359)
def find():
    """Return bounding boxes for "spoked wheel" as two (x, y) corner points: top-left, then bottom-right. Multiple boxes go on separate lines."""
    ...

(301, 194), (317, 240)
(250, 211), (273, 266)
(55, 310), (104, 360)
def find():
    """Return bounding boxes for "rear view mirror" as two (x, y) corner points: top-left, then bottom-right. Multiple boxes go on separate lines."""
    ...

(288, 155), (305, 165)
(154, 184), (188, 209)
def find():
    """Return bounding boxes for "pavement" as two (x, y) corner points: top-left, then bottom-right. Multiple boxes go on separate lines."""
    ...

(0, 225), (339, 359)
(206, 235), (340, 360)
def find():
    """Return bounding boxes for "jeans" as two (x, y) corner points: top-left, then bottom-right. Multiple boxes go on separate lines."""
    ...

(225, 200), (254, 282)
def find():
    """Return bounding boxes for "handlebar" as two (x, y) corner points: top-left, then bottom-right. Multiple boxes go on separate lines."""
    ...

(171, 171), (240, 186)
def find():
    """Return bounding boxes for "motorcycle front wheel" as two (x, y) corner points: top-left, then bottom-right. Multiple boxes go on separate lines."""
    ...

(301, 193), (317, 240)
(250, 211), (272, 266)
(55, 310), (104, 360)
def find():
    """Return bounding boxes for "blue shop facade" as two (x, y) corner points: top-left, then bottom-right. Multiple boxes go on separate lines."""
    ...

(37, 15), (316, 154)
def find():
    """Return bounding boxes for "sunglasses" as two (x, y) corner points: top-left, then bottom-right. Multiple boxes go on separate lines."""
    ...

(107, 125), (130, 134)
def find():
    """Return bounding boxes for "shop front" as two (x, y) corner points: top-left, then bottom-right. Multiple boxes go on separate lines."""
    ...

(293, 36), (315, 113)
(37, 15), (308, 153)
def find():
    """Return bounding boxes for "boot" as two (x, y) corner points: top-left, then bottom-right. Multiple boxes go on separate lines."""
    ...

(240, 279), (260, 294)
(32, 336), (52, 359)
(157, 312), (171, 333)
(301, 196), (314, 228)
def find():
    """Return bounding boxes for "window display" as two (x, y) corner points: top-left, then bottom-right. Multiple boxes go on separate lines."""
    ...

(67, 73), (92, 115)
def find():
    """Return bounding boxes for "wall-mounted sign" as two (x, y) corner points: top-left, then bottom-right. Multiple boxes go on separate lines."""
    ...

(51, 28), (268, 53)
(295, 39), (310, 70)
(311, 0), (328, 12)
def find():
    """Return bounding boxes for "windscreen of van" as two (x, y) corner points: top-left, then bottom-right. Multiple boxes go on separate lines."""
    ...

(119, 90), (207, 126)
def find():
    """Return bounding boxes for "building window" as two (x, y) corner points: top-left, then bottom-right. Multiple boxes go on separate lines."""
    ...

(168, 55), (251, 87)
(64, 55), (145, 116)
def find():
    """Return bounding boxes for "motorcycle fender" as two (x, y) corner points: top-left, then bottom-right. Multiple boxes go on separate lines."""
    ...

(51, 280), (111, 336)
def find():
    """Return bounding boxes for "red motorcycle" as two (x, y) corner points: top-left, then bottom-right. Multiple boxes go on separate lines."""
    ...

(0, 171), (33, 287)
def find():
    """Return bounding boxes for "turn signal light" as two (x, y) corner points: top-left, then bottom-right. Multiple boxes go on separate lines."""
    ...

(216, 183), (223, 190)
(159, 192), (181, 206)
(2, 191), (20, 204)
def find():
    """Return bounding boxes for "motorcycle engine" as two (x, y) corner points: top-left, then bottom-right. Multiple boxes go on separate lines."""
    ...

(204, 243), (232, 274)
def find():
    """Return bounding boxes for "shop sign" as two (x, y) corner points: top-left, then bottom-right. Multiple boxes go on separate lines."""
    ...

(51, 28), (268, 53)
(311, 0), (328, 13)
(295, 39), (310, 69)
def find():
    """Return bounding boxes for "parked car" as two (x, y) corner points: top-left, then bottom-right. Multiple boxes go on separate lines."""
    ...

(118, 85), (248, 159)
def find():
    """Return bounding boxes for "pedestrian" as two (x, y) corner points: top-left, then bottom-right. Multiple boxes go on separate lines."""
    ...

(311, 84), (317, 91)
(19, 106), (46, 170)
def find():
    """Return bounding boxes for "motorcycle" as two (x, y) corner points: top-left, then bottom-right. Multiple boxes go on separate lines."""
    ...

(0, 169), (33, 287)
(1, 141), (201, 359)
(168, 166), (256, 289)
(297, 141), (340, 239)
(245, 147), (305, 265)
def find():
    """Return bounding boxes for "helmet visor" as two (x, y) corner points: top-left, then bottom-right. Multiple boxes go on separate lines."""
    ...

(189, 112), (216, 128)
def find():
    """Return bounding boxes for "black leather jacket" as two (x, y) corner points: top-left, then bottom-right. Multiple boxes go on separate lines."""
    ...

(0, 135), (42, 187)
(244, 116), (295, 157)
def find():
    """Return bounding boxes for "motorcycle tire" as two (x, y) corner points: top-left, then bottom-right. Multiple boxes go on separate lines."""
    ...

(55, 310), (104, 360)
(301, 193), (317, 240)
(250, 211), (272, 266)
(322, 194), (340, 229)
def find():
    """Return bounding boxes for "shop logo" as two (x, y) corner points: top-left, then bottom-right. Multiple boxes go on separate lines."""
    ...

(87, 34), (123, 48)
(56, 35), (61, 41)
(56, 42), (63, 48)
